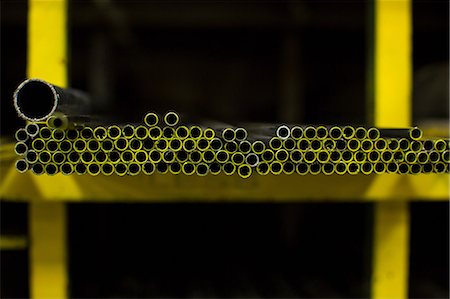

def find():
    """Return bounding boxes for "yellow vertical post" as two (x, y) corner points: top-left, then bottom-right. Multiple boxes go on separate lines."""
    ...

(372, 1), (411, 299)
(28, 0), (68, 298)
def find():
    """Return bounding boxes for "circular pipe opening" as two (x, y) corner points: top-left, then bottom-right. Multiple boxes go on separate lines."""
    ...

(14, 79), (58, 121)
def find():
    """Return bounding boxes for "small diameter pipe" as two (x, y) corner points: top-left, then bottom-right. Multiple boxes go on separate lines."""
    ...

(107, 125), (122, 139)
(239, 140), (251, 154)
(195, 163), (209, 176)
(282, 161), (296, 175)
(144, 112), (159, 127)
(367, 128), (380, 140)
(163, 111), (180, 126)
(256, 162), (270, 175)
(122, 125), (135, 138)
(322, 163), (335, 175)
(87, 163), (101, 176)
(210, 138), (223, 151)
(335, 162), (347, 175)
(39, 127), (52, 140)
(202, 150), (216, 163)
(290, 126), (303, 139)
(162, 127), (175, 138)
(134, 126), (148, 140)
(283, 138), (296, 151)
(183, 139), (197, 152)
(251, 141), (265, 154)
(342, 126), (355, 139)
(115, 163), (128, 176)
(14, 79), (91, 122)
(209, 163), (221, 175)
(128, 163), (141, 176)
(309, 163), (321, 175)
(231, 152), (245, 165)
(169, 162), (182, 174)
(329, 126), (343, 140)
(87, 139), (100, 152)
(235, 127), (248, 141)
(162, 151), (176, 163)
(354, 127), (367, 139)
(374, 162), (386, 174)
(59, 140), (72, 153)
(14, 142), (28, 155)
(15, 128), (28, 142)
(315, 126), (328, 139)
(189, 126), (203, 139)
(80, 127), (94, 139)
(222, 162), (236, 175)
(224, 141), (238, 153)
(245, 153), (260, 167)
(262, 149), (275, 163)
(46, 140), (58, 152)
(347, 162), (360, 175)
(25, 123), (40, 138)
(296, 163), (309, 175)
(15, 159), (29, 173)
(45, 163), (58, 175)
(142, 162), (155, 175)
(329, 151), (342, 163)
(32, 163), (45, 175)
(135, 151), (148, 164)
(182, 162), (195, 175)
(129, 139), (142, 151)
(108, 151), (121, 164)
(101, 163), (115, 176)
(75, 163), (87, 175)
(203, 128), (216, 140)
(95, 151), (108, 163)
(52, 152), (66, 164)
(176, 126), (190, 139)
(25, 150), (39, 164)
(269, 161), (283, 175)
(361, 162), (373, 175)
(61, 163), (74, 175)
(275, 149), (289, 162)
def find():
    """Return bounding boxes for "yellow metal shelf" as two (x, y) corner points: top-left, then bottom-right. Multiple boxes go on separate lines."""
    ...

(1, 162), (448, 202)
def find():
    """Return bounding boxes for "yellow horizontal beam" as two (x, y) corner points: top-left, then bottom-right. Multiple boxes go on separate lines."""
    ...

(0, 235), (27, 250)
(1, 164), (448, 202)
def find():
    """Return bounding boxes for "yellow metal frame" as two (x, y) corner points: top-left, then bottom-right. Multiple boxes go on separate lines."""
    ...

(28, 0), (69, 298)
(372, 1), (411, 298)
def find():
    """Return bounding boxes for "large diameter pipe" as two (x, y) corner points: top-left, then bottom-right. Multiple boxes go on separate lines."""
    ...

(14, 79), (91, 122)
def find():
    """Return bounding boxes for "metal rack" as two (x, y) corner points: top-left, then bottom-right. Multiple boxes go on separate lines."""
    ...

(0, 0), (448, 298)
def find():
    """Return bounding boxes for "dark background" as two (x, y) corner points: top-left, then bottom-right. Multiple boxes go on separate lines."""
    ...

(1, 0), (449, 298)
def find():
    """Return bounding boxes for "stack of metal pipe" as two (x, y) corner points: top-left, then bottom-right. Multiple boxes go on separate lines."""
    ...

(13, 79), (450, 178)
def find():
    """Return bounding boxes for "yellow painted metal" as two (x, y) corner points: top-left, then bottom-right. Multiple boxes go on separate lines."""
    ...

(372, 1), (411, 298)
(30, 203), (68, 299)
(0, 235), (27, 250)
(27, 0), (70, 298)
(374, 0), (411, 128)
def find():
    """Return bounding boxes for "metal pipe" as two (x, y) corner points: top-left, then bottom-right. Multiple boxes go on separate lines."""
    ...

(231, 152), (245, 165)
(45, 163), (58, 175)
(342, 150), (353, 163)
(107, 125), (121, 139)
(129, 139), (142, 151)
(47, 113), (68, 129)
(222, 162), (236, 175)
(374, 139), (388, 151)
(168, 139), (182, 151)
(224, 141), (238, 153)
(251, 141), (265, 154)
(87, 163), (101, 176)
(14, 79), (91, 122)
(68, 151), (80, 164)
(422, 163), (433, 173)
(409, 164), (421, 175)
(238, 140), (251, 154)
(81, 152), (94, 164)
(216, 150), (229, 163)
(52, 152), (66, 164)
(442, 150), (449, 163)
(276, 125), (290, 139)
(336, 139), (347, 150)
(387, 162), (399, 173)
(51, 129), (65, 141)
(245, 153), (260, 167)
(114, 137), (128, 151)
(342, 126), (355, 139)
(405, 151), (417, 163)
(59, 140), (72, 153)
(144, 112), (159, 127)
(15, 159), (29, 173)
(120, 150), (134, 163)
(46, 140), (58, 152)
(235, 128), (248, 141)
(209, 162), (221, 175)
(128, 163), (141, 176)
(388, 139), (400, 151)
(162, 127), (175, 139)
(296, 163), (309, 175)
(209, 138), (223, 151)
(25, 123), (40, 138)
(409, 127), (423, 140)
(323, 139), (336, 151)
(163, 111), (179, 126)
(61, 163), (74, 175)
(317, 151), (330, 163)
(176, 150), (189, 163)
(347, 162), (360, 175)
(269, 137), (283, 150)
(393, 151), (404, 162)
(347, 139), (360, 151)
(15, 128), (29, 142)
(410, 140), (422, 152)
(399, 138), (410, 150)
(289, 150), (302, 163)
(303, 126), (316, 139)
(381, 151), (393, 163)
(203, 128), (216, 140)
(291, 126), (303, 139)
(322, 163), (335, 175)
(115, 163), (128, 176)
(433, 162), (446, 173)
(14, 142), (28, 155)
(423, 140), (434, 151)
(197, 138), (210, 151)
(142, 138), (154, 151)
(261, 149), (275, 162)
(354, 127), (367, 139)
(142, 162), (155, 175)
(122, 125), (135, 138)
(101, 163), (114, 176)
(335, 162), (347, 175)
(189, 151), (202, 163)
(108, 151), (121, 164)
(269, 161), (283, 175)
(39, 127), (52, 140)
(275, 149), (289, 162)
(310, 139), (322, 151)
(428, 151), (440, 163)
(32, 163), (45, 175)
(329, 151), (342, 163)
(189, 126), (203, 139)
(315, 126), (328, 139)
(416, 152), (428, 164)
(282, 161), (295, 175)
(361, 162), (373, 175)
(183, 139), (197, 152)
(196, 163), (209, 176)
(303, 151), (316, 163)
(75, 163), (87, 175)
(297, 139), (310, 151)
(95, 151), (108, 163)
(101, 139), (114, 152)
(283, 138), (296, 151)
(309, 163), (321, 175)
(256, 162), (270, 175)
(367, 127), (380, 140)
(368, 151), (380, 163)
(169, 162), (182, 174)
(397, 163), (409, 174)
(361, 139), (373, 152)
(25, 150), (38, 164)
(202, 150), (216, 163)
(329, 126), (343, 140)
(176, 126), (189, 139)
(134, 125), (148, 140)
(162, 151), (176, 163)
(87, 139), (100, 152)
(434, 139), (447, 152)
(374, 162), (386, 174)
(181, 162), (195, 175)
(135, 151), (148, 164)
